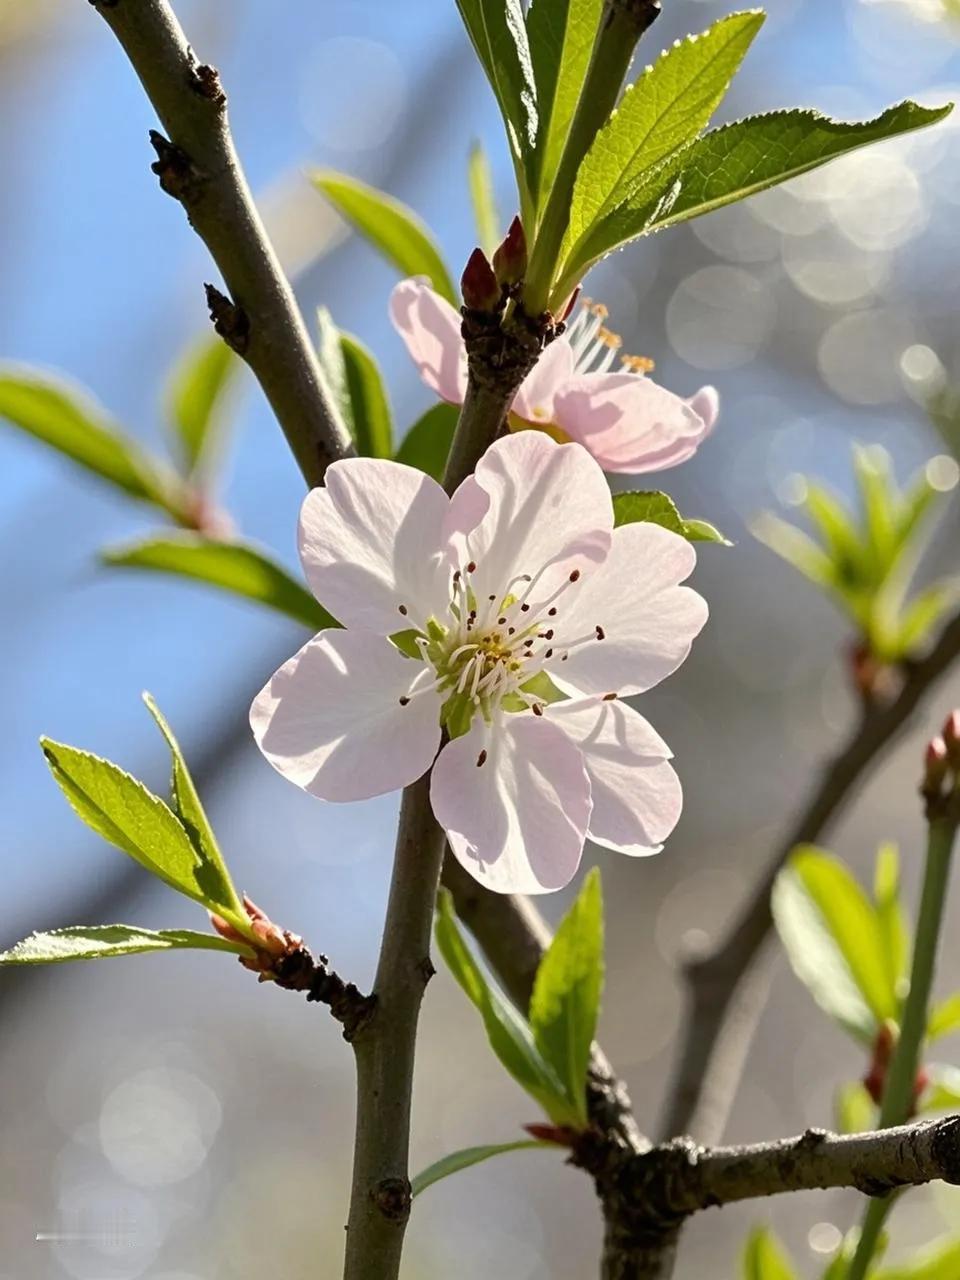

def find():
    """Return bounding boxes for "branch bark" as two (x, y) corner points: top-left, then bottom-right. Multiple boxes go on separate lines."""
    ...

(89, 0), (353, 486)
(660, 608), (960, 1146)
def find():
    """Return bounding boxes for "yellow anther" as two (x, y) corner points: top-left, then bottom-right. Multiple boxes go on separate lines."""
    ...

(597, 326), (622, 349)
(590, 302), (609, 319)
(621, 353), (655, 374)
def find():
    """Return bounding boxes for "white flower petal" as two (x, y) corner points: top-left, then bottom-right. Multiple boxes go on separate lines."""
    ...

(299, 458), (451, 633)
(511, 338), (575, 423)
(251, 630), (441, 802)
(545, 697), (681, 856)
(430, 714), (591, 895)
(550, 521), (707, 697)
(389, 278), (467, 404)
(445, 432), (612, 607)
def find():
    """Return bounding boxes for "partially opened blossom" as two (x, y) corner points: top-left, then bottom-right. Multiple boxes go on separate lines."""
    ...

(390, 277), (719, 475)
(251, 432), (707, 895)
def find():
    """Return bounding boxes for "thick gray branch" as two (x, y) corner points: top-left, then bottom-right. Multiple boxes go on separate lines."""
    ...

(89, 0), (353, 485)
(660, 609), (960, 1145)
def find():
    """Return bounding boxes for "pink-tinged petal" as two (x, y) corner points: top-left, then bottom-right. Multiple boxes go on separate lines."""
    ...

(430, 715), (591, 895)
(545, 697), (682, 856)
(553, 372), (709, 475)
(688, 385), (719, 435)
(549, 521), (707, 697)
(445, 431), (612, 607)
(251, 630), (441, 802)
(299, 458), (450, 633)
(511, 338), (575, 424)
(389, 278), (467, 404)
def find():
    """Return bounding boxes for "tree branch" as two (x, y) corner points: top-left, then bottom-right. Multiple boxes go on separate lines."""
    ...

(89, 0), (353, 486)
(660, 608), (960, 1146)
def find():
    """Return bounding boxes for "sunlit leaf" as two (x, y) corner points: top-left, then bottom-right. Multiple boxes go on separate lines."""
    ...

(873, 843), (910, 1009)
(341, 333), (393, 459)
(311, 171), (455, 303)
(435, 889), (577, 1126)
(742, 1226), (799, 1280)
(873, 1235), (960, 1279)
(142, 693), (242, 918)
(529, 867), (603, 1125)
(928, 992), (960, 1042)
(395, 403), (460, 482)
(101, 533), (334, 632)
(752, 513), (835, 589)
(165, 332), (238, 477)
(0, 924), (252, 966)
(613, 491), (730, 544)
(919, 1063), (960, 1113)
(316, 306), (353, 436)
(468, 140), (501, 255)
(835, 1080), (876, 1135)
(894, 580), (960, 656)
(0, 367), (190, 521)
(411, 1140), (552, 1197)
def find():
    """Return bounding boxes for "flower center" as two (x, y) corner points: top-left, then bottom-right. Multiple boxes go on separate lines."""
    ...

(565, 298), (656, 378)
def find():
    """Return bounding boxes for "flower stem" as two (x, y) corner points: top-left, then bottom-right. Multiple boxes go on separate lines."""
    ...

(342, 774), (447, 1280)
(443, 375), (520, 494)
(523, 0), (661, 318)
(845, 815), (959, 1280)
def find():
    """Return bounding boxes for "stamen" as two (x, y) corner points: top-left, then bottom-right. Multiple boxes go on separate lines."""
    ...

(398, 604), (408, 616)
(603, 692), (618, 701)
(595, 625), (606, 640)
(531, 704), (543, 716)
(621, 353), (656, 374)
(476, 750), (487, 767)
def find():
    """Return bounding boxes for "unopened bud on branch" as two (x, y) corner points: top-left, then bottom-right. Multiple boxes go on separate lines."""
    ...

(492, 215), (527, 288)
(461, 247), (501, 311)
(942, 710), (960, 768)
(924, 736), (950, 794)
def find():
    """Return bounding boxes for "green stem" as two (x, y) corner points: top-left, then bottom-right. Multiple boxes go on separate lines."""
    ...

(442, 374), (519, 494)
(845, 816), (959, 1280)
(523, 0), (660, 317)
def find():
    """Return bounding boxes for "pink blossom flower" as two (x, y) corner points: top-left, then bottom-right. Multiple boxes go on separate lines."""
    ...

(250, 432), (707, 895)
(390, 278), (719, 475)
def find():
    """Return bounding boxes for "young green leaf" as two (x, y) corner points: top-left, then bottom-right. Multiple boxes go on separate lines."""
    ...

(873, 1235), (960, 1280)
(752, 513), (836, 589)
(454, 0), (538, 222)
(101, 533), (334, 632)
(341, 333), (393, 459)
(529, 867), (604, 1125)
(468, 140), (501, 256)
(311, 171), (456, 303)
(563, 101), (952, 289)
(612, 491), (730, 544)
(919, 1063), (960, 1113)
(835, 1081), (876, 1135)
(742, 1226), (799, 1280)
(526, 0), (603, 211)
(0, 367), (190, 521)
(165, 333), (238, 477)
(894, 581), (960, 656)
(565, 10), (764, 253)
(873, 843), (910, 1010)
(927, 991), (960, 1042)
(316, 306), (354, 437)
(772, 847), (897, 1043)
(142, 693), (242, 918)
(435, 889), (578, 1126)
(40, 739), (210, 908)
(0, 925), (252, 966)
(411, 1140), (553, 1198)
(395, 403), (459, 482)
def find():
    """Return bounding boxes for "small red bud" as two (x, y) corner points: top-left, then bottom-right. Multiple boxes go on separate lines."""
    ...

(942, 710), (960, 766)
(559, 286), (582, 324)
(523, 1122), (578, 1147)
(924, 736), (950, 793)
(461, 247), (500, 311)
(492, 215), (527, 287)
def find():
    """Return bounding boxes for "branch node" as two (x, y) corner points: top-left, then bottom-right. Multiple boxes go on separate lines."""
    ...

(416, 955), (436, 985)
(371, 1177), (412, 1224)
(191, 63), (226, 106)
(149, 129), (204, 201)
(204, 282), (250, 354)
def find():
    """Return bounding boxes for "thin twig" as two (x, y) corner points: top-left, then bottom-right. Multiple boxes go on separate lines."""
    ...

(660, 609), (960, 1146)
(89, 0), (353, 485)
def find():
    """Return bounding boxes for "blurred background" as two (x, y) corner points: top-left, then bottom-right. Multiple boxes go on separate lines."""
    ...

(2, 0), (960, 1276)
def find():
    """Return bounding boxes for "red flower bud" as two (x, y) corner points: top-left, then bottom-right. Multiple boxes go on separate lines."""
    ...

(461, 247), (501, 311)
(559, 286), (582, 324)
(942, 710), (960, 767)
(924, 735), (950, 793)
(492, 215), (527, 288)
(523, 1122), (578, 1147)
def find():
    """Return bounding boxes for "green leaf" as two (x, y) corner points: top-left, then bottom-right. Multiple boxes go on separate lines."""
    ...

(894, 580), (960, 657)
(341, 333), (393, 459)
(0, 925), (252, 966)
(919, 1063), (960, 1113)
(752, 512), (835, 589)
(165, 333), (238, 477)
(142, 694), (242, 919)
(873, 843), (910, 1009)
(454, 0), (538, 220)
(835, 1081), (876, 1135)
(311, 171), (455, 303)
(742, 1226), (799, 1280)
(0, 367), (190, 521)
(529, 867), (603, 1125)
(101, 533), (334, 632)
(928, 992), (960, 1042)
(411, 1140), (552, 1198)
(469, 140), (501, 256)
(435, 889), (577, 1126)
(613, 490), (731, 544)
(526, 0), (603, 210)
(566, 101), (952, 283)
(803, 483), (866, 587)
(40, 739), (210, 908)
(873, 1236), (960, 1280)
(565, 10), (764, 253)
(395, 402), (460, 482)
(316, 306), (354, 437)
(854, 445), (897, 577)
(771, 847), (896, 1043)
